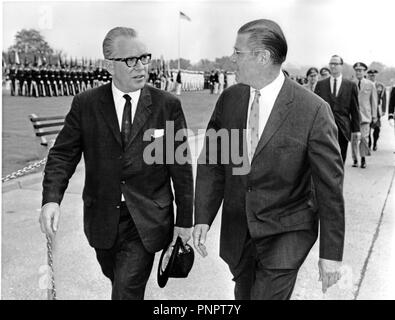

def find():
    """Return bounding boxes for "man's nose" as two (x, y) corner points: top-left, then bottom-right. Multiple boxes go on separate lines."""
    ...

(230, 53), (237, 63)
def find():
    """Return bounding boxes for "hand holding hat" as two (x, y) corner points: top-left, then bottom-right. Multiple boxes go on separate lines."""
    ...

(157, 236), (195, 288)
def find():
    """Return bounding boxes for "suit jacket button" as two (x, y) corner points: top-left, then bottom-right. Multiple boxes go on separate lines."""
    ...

(118, 155), (122, 160)
(121, 180), (126, 184)
(116, 205), (120, 209)
(247, 187), (252, 192)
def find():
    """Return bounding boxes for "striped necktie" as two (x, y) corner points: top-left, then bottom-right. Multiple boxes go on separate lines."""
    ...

(248, 89), (261, 161)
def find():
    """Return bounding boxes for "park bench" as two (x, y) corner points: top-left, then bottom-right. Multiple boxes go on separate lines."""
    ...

(29, 113), (65, 158)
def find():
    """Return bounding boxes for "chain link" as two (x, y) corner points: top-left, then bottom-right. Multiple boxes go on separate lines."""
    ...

(46, 235), (56, 300)
(2, 158), (47, 183)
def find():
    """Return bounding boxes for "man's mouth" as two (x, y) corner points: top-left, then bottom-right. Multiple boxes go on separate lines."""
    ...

(132, 74), (145, 80)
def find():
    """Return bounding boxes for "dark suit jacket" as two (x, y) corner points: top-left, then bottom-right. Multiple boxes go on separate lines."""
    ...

(195, 77), (345, 269)
(314, 77), (360, 140)
(42, 83), (193, 253)
(389, 87), (395, 118)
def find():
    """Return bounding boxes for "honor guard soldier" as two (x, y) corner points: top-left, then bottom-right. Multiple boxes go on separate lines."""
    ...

(41, 65), (53, 96)
(15, 65), (24, 96)
(55, 65), (63, 96)
(88, 65), (95, 89)
(69, 67), (75, 94)
(49, 65), (58, 96)
(30, 64), (41, 97)
(81, 66), (89, 91)
(24, 63), (33, 96)
(94, 66), (103, 87)
(8, 64), (17, 96)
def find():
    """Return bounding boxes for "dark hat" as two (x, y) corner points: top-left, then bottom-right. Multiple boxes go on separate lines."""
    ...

(157, 236), (194, 288)
(367, 69), (378, 74)
(353, 62), (368, 70)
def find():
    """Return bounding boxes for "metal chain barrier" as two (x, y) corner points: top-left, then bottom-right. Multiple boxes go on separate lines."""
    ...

(1, 157), (47, 183)
(46, 235), (57, 300)
(2, 158), (56, 299)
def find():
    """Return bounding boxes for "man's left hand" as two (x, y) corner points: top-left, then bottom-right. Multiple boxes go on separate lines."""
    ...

(172, 226), (192, 246)
(318, 258), (342, 293)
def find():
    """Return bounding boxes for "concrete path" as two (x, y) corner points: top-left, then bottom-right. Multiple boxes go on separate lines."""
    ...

(2, 121), (394, 300)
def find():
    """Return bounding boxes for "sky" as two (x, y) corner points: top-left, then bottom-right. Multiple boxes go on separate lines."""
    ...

(2, 0), (395, 68)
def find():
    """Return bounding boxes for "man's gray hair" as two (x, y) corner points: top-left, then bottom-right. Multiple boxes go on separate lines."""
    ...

(238, 19), (287, 65)
(102, 27), (138, 59)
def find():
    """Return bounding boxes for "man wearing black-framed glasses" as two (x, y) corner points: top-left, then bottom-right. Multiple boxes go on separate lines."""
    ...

(39, 27), (193, 300)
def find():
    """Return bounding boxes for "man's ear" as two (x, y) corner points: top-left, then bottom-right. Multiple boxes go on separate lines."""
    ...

(104, 60), (114, 75)
(258, 50), (271, 65)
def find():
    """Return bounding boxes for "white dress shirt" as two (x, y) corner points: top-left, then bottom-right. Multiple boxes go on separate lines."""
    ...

(112, 82), (141, 201)
(111, 82), (141, 131)
(330, 75), (342, 97)
(246, 71), (285, 161)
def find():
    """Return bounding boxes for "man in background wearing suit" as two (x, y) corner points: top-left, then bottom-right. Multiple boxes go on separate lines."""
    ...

(315, 55), (361, 163)
(389, 87), (395, 139)
(193, 19), (345, 300)
(351, 62), (377, 168)
(367, 69), (386, 151)
(39, 27), (193, 300)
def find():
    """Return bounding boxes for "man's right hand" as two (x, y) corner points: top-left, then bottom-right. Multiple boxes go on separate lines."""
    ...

(389, 118), (394, 127)
(193, 224), (210, 258)
(39, 203), (60, 239)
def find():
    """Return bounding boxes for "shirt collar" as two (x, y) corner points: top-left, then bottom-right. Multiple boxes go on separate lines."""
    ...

(250, 70), (285, 97)
(330, 74), (342, 82)
(112, 82), (141, 104)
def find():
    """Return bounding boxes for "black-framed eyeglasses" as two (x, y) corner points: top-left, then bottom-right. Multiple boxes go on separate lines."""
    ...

(108, 53), (152, 68)
(329, 62), (342, 66)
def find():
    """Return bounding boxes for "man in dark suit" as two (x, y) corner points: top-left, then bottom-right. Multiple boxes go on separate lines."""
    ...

(193, 19), (345, 300)
(315, 55), (361, 163)
(389, 87), (395, 137)
(39, 27), (193, 300)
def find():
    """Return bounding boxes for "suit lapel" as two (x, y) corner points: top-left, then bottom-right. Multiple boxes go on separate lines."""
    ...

(98, 83), (122, 146)
(252, 77), (295, 163)
(235, 84), (250, 129)
(126, 85), (153, 149)
(337, 78), (345, 97)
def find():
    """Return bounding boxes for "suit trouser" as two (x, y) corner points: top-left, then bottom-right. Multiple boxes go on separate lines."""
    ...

(369, 126), (380, 148)
(351, 123), (370, 160)
(228, 234), (298, 300)
(337, 129), (349, 163)
(95, 202), (155, 300)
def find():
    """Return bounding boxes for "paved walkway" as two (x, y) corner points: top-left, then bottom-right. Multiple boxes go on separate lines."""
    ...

(2, 121), (394, 300)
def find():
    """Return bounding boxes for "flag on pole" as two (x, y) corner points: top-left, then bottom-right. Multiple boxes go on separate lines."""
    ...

(179, 11), (191, 21)
(15, 50), (20, 65)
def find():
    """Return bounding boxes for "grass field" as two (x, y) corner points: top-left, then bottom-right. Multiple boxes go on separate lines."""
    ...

(1, 88), (218, 176)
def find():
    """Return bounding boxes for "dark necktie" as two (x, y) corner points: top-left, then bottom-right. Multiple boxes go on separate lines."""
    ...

(121, 94), (132, 150)
(358, 80), (361, 91)
(333, 78), (337, 96)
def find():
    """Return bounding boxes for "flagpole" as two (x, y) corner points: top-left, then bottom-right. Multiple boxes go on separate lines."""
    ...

(178, 13), (181, 71)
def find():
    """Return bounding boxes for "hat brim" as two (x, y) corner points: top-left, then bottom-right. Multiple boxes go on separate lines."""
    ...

(157, 239), (180, 288)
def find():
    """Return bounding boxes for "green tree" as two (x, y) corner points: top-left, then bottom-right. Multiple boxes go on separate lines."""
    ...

(7, 29), (58, 64)
(9, 29), (54, 56)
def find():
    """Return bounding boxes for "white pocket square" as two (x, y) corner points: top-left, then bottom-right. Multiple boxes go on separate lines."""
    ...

(152, 129), (164, 138)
